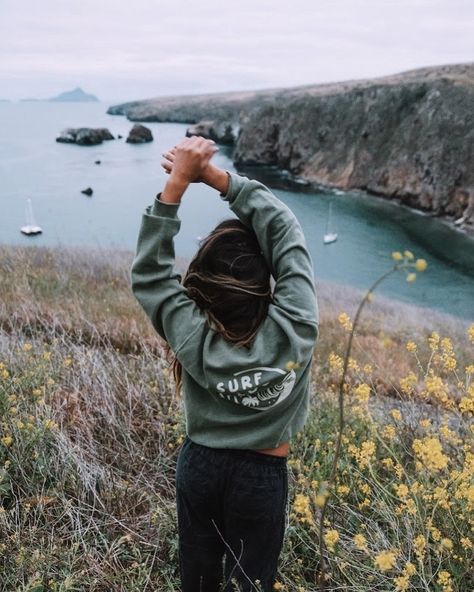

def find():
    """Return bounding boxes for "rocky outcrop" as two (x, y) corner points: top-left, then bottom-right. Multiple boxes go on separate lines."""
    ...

(126, 124), (153, 144)
(106, 87), (287, 144)
(56, 127), (114, 145)
(185, 120), (236, 144)
(234, 76), (474, 226)
(107, 62), (474, 229)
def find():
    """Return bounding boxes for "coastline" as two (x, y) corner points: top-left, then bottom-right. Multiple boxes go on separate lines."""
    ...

(234, 162), (474, 276)
(106, 61), (474, 238)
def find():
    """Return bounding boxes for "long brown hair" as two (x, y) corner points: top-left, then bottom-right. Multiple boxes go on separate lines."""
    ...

(165, 218), (272, 393)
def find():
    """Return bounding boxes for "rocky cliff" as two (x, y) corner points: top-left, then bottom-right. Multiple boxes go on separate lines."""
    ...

(107, 63), (474, 230)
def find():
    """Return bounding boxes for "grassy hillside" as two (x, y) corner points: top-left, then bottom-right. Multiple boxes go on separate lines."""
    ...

(0, 245), (473, 591)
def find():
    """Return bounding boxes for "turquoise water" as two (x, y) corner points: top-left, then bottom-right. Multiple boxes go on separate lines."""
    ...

(0, 101), (473, 319)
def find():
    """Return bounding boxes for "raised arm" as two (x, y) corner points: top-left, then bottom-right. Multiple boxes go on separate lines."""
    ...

(203, 163), (318, 327)
(130, 137), (218, 354)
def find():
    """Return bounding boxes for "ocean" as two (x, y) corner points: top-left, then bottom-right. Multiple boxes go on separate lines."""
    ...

(0, 100), (473, 319)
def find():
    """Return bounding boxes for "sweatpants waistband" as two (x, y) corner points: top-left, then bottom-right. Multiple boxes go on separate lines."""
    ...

(183, 435), (288, 466)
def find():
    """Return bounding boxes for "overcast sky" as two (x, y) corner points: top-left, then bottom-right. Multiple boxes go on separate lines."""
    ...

(1, 0), (473, 102)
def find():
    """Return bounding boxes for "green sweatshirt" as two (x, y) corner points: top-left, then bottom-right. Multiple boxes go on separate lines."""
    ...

(131, 170), (319, 449)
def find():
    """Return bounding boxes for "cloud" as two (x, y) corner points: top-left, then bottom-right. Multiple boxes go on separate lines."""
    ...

(1, 0), (473, 101)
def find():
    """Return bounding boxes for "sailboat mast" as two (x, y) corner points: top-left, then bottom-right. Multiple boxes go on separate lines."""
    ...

(326, 201), (332, 234)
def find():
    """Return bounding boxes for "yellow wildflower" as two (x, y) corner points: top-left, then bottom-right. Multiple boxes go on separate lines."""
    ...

(433, 486), (451, 509)
(314, 493), (327, 507)
(293, 494), (313, 525)
(412, 437), (448, 472)
(423, 372), (452, 407)
(353, 534), (367, 550)
(404, 561), (416, 576)
(413, 535), (426, 559)
(382, 425), (396, 440)
(328, 352), (343, 374)
(404, 250), (414, 260)
(440, 537), (453, 551)
(468, 324), (474, 344)
(395, 484), (409, 498)
(400, 372), (417, 395)
(394, 575), (410, 591)
(338, 312), (353, 331)
(374, 550), (397, 571)
(428, 331), (440, 351)
(349, 441), (376, 469)
(406, 341), (417, 353)
(348, 357), (360, 371)
(324, 529), (339, 551)
(1, 435), (13, 447)
(437, 571), (452, 586)
(415, 258), (427, 271)
(406, 273), (416, 282)
(391, 409), (402, 421)
(43, 419), (57, 430)
(460, 537), (473, 550)
(273, 583), (285, 591)
(392, 251), (403, 261)
(354, 383), (371, 405)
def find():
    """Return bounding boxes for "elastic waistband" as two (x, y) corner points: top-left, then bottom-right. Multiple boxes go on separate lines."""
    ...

(184, 435), (287, 466)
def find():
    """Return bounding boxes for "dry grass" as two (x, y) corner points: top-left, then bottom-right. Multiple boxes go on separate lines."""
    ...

(0, 245), (473, 591)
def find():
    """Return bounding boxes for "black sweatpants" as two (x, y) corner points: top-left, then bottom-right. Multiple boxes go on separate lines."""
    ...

(175, 435), (289, 592)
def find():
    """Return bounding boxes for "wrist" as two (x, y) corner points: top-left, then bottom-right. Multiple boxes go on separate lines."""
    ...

(201, 164), (229, 195)
(160, 175), (190, 204)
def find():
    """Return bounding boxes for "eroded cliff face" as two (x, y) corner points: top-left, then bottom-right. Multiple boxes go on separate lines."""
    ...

(234, 77), (474, 224)
(107, 63), (474, 227)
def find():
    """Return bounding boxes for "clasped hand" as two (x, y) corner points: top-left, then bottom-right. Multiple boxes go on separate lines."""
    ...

(161, 136), (218, 184)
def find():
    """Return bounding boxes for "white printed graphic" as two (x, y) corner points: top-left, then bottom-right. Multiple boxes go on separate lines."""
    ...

(215, 366), (296, 410)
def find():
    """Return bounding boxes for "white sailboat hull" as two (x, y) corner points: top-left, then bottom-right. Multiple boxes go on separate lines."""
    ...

(323, 232), (338, 244)
(20, 198), (43, 236)
(21, 225), (43, 236)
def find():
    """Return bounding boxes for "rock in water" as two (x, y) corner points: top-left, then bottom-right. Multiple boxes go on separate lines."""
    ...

(186, 120), (236, 144)
(186, 120), (214, 138)
(126, 124), (153, 144)
(56, 128), (76, 143)
(81, 187), (93, 196)
(56, 128), (115, 145)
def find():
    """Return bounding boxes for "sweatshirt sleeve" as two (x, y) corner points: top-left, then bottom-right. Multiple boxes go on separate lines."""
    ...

(130, 195), (208, 357)
(220, 171), (319, 329)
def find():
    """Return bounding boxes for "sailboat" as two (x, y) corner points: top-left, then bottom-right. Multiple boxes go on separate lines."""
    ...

(20, 198), (43, 236)
(323, 201), (337, 244)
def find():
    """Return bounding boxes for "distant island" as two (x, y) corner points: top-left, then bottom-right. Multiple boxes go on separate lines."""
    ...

(49, 87), (99, 102)
(20, 87), (99, 102)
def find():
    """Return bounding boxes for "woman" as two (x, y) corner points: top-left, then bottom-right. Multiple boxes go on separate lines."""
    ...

(131, 136), (319, 591)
